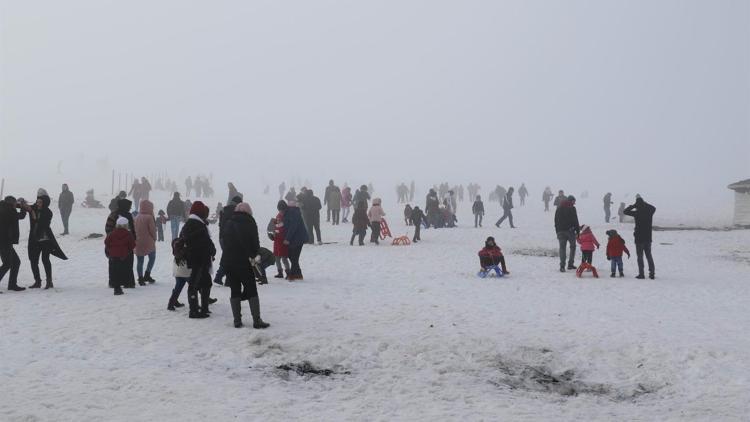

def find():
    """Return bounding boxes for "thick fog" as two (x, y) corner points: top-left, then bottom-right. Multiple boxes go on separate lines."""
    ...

(1, 0), (748, 221)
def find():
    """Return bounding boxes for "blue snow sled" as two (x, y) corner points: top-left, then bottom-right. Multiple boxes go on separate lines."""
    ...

(478, 265), (504, 278)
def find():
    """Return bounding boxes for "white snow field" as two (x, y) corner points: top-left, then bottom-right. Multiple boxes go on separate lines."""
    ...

(1, 191), (749, 421)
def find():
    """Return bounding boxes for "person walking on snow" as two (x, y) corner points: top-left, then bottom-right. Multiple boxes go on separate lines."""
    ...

(350, 200), (369, 246)
(472, 195), (484, 228)
(518, 183), (528, 206)
(495, 187), (516, 228)
(624, 196), (656, 279)
(554, 195), (580, 272)
(603, 192), (614, 223)
(167, 192), (185, 241)
(367, 198), (386, 244)
(271, 200), (291, 278)
(605, 229), (630, 277)
(0, 196), (27, 291)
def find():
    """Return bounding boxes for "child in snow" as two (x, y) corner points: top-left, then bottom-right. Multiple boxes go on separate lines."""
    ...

(105, 216), (136, 296)
(576, 224), (600, 264)
(472, 195), (484, 228)
(350, 200), (369, 246)
(367, 198), (386, 244)
(605, 229), (631, 277)
(156, 210), (167, 242)
(404, 204), (413, 226)
(478, 236), (509, 274)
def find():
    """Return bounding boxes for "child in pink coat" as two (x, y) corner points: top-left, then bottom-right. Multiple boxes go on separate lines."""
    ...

(576, 224), (600, 264)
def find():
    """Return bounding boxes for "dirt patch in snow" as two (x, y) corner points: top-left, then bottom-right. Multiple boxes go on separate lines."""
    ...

(512, 248), (559, 258)
(276, 361), (350, 379)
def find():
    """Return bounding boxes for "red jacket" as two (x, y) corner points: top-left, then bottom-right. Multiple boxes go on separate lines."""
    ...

(105, 228), (135, 258)
(478, 245), (503, 258)
(577, 230), (600, 251)
(606, 235), (630, 258)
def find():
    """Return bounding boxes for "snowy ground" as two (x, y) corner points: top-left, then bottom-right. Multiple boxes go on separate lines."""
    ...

(1, 191), (749, 421)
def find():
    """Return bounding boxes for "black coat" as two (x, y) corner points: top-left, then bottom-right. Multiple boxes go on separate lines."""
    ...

(58, 190), (74, 214)
(180, 217), (216, 269)
(472, 200), (484, 215)
(410, 208), (425, 225)
(218, 203), (238, 240)
(502, 192), (514, 211)
(0, 202), (27, 247)
(624, 200), (656, 243)
(221, 212), (260, 266)
(167, 197), (185, 219)
(302, 194), (322, 220)
(105, 199), (135, 240)
(28, 200), (67, 260)
(554, 202), (580, 234)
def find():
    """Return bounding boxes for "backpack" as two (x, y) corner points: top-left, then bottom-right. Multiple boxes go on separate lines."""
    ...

(172, 236), (188, 265)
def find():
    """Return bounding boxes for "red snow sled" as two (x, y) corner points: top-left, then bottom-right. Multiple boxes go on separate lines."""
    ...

(379, 219), (392, 240)
(576, 262), (599, 278)
(392, 235), (411, 245)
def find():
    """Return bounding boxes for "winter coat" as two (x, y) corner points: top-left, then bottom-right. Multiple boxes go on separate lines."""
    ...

(553, 194), (566, 207)
(273, 211), (289, 257)
(472, 200), (484, 215)
(58, 190), (74, 214)
(624, 200), (656, 243)
(478, 245), (503, 259)
(606, 235), (630, 258)
(105, 199), (136, 240)
(502, 192), (514, 210)
(352, 206), (370, 231)
(221, 212), (260, 267)
(341, 188), (352, 208)
(0, 202), (27, 247)
(302, 194), (322, 220)
(554, 200), (580, 234)
(328, 189), (342, 210)
(410, 208), (425, 225)
(367, 203), (386, 223)
(105, 227), (135, 259)
(27, 196), (67, 259)
(603, 193), (613, 209)
(324, 185), (340, 207)
(353, 190), (370, 207)
(134, 200), (156, 256)
(218, 202), (238, 241)
(576, 230), (600, 251)
(180, 216), (216, 269)
(167, 197), (185, 220)
(282, 206), (309, 246)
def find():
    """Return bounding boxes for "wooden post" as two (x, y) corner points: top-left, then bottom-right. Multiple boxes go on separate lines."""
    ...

(0, 178), (4, 198)
(118, 173), (122, 192)
(111, 170), (115, 195)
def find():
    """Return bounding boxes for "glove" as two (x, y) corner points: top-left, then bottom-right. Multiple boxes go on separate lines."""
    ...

(606, 255), (610, 261)
(627, 253), (631, 259)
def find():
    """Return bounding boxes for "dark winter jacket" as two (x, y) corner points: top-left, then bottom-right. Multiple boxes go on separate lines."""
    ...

(352, 189), (370, 206)
(472, 200), (484, 215)
(28, 196), (67, 259)
(603, 193), (613, 209)
(221, 212), (260, 266)
(352, 204), (369, 231)
(410, 207), (425, 225)
(282, 206), (309, 246)
(109, 192), (127, 212)
(167, 196), (185, 220)
(105, 199), (136, 240)
(58, 189), (74, 214)
(554, 200), (580, 234)
(302, 193), (322, 220)
(218, 202), (238, 241)
(0, 201), (27, 247)
(502, 192), (513, 210)
(623, 199), (656, 243)
(180, 216), (216, 269)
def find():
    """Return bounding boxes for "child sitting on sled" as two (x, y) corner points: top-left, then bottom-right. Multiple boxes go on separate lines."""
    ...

(478, 236), (509, 276)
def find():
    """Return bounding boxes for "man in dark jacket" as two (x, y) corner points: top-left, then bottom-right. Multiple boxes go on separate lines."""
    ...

(282, 200), (309, 280)
(0, 196), (27, 291)
(181, 201), (216, 318)
(410, 206), (425, 243)
(323, 180), (339, 223)
(495, 187), (516, 228)
(214, 195), (242, 285)
(109, 191), (127, 213)
(166, 192), (185, 240)
(58, 184), (74, 235)
(302, 190), (322, 245)
(221, 203), (269, 329)
(624, 197), (656, 279)
(554, 195), (580, 272)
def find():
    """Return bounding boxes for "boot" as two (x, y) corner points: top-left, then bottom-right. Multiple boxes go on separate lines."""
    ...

(635, 274), (646, 279)
(567, 263), (577, 270)
(29, 279), (42, 289)
(274, 271), (284, 279)
(114, 286), (124, 295)
(230, 297), (243, 328)
(8, 284), (26, 291)
(248, 296), (269, 329)
(559, 264), (565, 273)
(138, 276), (146, 286)
(619, 271), (625, 277)
(167, 289), (179, 311)
(649, 273), (655, 280)
(200, 288), (212, 315)
(610, 272), (616, 278)
(44, 279), (53, 290)
(188, 291), (208, 319)
(144, 271), (155, 283)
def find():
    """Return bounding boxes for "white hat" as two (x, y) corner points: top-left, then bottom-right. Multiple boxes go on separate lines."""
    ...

(116, 216), (129, 227)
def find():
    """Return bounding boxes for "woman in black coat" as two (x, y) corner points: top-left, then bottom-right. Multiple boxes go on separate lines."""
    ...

(180, 201), (216, 319)
(221, 202), (269, 329)
(27, 195), (67, 289)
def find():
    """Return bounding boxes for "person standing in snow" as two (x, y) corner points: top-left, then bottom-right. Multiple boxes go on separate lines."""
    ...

(215, 195), (243, 285)
(623, 197), (656, 279)
(353, 185), (371, 209)
(106, 198), (136, 288)
(271, 200), (291, 278)
(180, 201), (216, 318)
(109, 191), (127, 213)
(278, 182), (286, 200)
(472, 195), (484, 228)
(603, 192), (614, 223)
(156, 210), (167, 242)
(425, 189), (440, 228)
(576, 224), (600, 265)
(328, 184), (342, 225)
(350, 200), (369, 246)
(404, 204), (413, 226)
(554, 195), (580, 272)
(282, 200), (309, 280)
(134, 199), (157, 285)
(495, 187), (516, 228)
(302, 189), (323, 245)
(105, 216), (135, 296)
(410, 206), (425, 243)
(26, 195), (67, 289)
(0, 196), (27, 291)
(185, 176), (193, 197)
(129, 178), (142, 213)
(341, 185), (352, 223)
(542, 187), (553, 212)
(605, 229), (630, 277)
(140, 177), (152, 201)
(167, 192), (185, 241)
(58, 184), (74, 236)
(222, 202), (269, 329)
(553, 190), (566, 207)
(323, 180), (339, 223)
(367, 198), (385, 244)
(518, 183), (528, 206)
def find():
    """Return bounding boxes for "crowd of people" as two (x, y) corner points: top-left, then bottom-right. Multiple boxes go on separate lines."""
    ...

(1, 177), (659, 332)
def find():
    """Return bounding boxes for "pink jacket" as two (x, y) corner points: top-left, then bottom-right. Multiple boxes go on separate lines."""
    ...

(134, 200), (156, 256)
(367, 199), (386, 222)
(577, 230), (600, 251)
(341, 187), (352, 208)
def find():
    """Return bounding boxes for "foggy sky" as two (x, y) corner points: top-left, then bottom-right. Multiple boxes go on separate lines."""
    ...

(1, 0), (748, 211)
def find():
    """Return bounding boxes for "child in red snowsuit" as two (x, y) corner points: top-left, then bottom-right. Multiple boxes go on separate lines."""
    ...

(478, 236), (509, 274)
(105, 217), (136, 295)
(576, 224), (600, 264)
(605, 229), (631, 277)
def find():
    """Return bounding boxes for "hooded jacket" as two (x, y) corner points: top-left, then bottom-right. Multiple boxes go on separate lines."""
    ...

(134, 200), (156, 256)
(352, 202), (370, 230)
(180, 215), (216, 268)
(283, 205), (309, 246)
(106, 199), (136, 240)
(576, 227), (600, 251)
(0, 200), (27, 246)
(221, 211), (260, 267)
(554, 200), (580, 234)
(367, 199), (386, 223)
(105, 227), (135, 259)
(606, 233), (630, 258)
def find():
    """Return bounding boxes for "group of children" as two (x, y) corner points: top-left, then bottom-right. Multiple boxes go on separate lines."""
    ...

(476, 228), (631, 278)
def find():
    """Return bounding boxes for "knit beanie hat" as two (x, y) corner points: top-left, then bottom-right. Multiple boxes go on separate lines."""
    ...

(116, 216), (129, 227)
(190, 201), (209, 219)
(235, 202), (252, 215)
